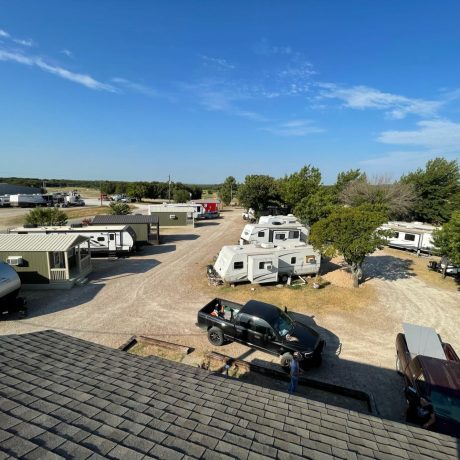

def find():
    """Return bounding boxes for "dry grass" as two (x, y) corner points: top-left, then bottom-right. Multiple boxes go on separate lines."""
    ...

(382, 247), (459, 292)
(127, 342), (186, 362)
(64, 206), (110, 220)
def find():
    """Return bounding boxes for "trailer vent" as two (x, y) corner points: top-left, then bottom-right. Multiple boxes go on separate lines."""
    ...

(169, 214), (177, 219)
(7, 256), (23, 266)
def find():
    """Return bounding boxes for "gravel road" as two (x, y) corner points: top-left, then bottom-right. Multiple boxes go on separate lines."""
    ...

(1, 208), (459, 421)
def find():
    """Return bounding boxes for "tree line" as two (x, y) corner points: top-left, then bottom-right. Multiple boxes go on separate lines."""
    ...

(221, 157), (460, 287)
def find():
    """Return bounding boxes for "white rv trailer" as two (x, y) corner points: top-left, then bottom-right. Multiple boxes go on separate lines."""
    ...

(213, 242), (320, 284)
(9, 225), (136, 255)
(380, 221), (437, 254)
(0, 262), (21, 309)
(258, 214), (301, 225)
(0, 196), (10, 207)
(9, 194), (46, 207)
(239, 222), (309, 246)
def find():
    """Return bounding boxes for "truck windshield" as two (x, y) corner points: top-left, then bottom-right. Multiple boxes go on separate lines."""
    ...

(430, 388), (460, 422)
(271, 311), (294, 337)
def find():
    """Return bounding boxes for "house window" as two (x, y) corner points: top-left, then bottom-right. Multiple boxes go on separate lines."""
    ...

(258, 231), (265, 237)
(404, 234), (416, 241)
(234, 261), (244, 270)
(291, 257), (296, 264)
(51, 252), (65, 269)
(288, 231), (300, 239)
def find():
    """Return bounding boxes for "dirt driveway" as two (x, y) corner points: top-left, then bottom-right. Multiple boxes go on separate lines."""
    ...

(1, 208), (459, 422)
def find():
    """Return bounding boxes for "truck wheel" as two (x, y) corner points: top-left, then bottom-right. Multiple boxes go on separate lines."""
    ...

(280, 352), (293, 371)
(208, 327), (224, 346)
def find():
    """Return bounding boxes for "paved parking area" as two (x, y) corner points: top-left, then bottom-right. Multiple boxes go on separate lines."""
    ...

(1, 208), (459, 423)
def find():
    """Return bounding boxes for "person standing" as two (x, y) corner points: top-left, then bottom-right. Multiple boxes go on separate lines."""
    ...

(288, 352), (301, 394)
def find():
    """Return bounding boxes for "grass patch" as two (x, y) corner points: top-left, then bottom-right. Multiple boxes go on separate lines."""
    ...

(64, 204), (137, 220)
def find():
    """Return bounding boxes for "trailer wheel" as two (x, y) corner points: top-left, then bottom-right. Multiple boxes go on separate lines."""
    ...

(208, 327), (224, 346)
(280, 352), (293, 371)
(280, 274), (289, 284)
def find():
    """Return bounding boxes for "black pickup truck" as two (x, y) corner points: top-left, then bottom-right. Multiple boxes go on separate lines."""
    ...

(196, 298), (325, 370)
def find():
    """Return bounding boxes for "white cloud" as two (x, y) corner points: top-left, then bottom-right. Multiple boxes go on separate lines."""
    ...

(112, 77), (158, 97)
(0, 29), (10, 38)
(0, 49), (116, 92)
(360, 150), (434, 167)
(13, 38), (34, 47)
(61, 49), (73, 58)
(263, 119), (324, 137)
(200, 55), (235, 70)
(377, 119), (460, 152)
(317, 83), (441, 119)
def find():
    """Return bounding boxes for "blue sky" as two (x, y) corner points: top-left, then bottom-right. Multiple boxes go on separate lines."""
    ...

(1, 1), (459, 184)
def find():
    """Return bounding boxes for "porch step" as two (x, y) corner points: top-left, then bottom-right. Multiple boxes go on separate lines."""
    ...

(75, 277), (88, 286)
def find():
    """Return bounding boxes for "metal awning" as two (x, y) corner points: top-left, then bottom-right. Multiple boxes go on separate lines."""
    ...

(402, 323), (445, 359)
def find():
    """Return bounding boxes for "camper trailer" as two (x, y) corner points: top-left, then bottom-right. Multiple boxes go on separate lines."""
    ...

(0, 262), (21, 310)
(381, 222), (437, 254)
(9, 225), (136, 256)
(212, 242), (320, 284)
(239, 222), (309, 246)
(258, 214), (301, 225)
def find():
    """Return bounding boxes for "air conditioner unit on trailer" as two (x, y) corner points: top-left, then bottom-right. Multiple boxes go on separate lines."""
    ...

(7, 256), (23, 266)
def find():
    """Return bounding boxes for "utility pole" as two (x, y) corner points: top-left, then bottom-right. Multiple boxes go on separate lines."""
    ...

(168, 175), (171, 203)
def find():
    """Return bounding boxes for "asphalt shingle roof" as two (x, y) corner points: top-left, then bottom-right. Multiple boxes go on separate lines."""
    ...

(91, 215), (159, 225)
(0, 234), (89, 252)
(0, 331), (458, 459)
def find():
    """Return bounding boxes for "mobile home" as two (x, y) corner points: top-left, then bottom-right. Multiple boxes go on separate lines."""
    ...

(149, 205), (195, 227)
(91, 214), (160, 245)
(380, 222), (437, 254)
(9, 225), (136, 256)
(239, 222), (309, 246)
(0, 233), (92, 289)
(212, 242), (321, 284)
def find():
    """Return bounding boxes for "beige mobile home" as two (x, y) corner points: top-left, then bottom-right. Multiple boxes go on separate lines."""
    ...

(0, 234), (92, 289)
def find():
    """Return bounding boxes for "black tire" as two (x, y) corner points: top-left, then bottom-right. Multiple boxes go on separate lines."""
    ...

(280, 352), (293, 371)
(208, 327), (224, 346)
(280, 274), (289, 284)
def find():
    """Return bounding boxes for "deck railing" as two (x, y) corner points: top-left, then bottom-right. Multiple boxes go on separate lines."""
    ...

(50, 268), (67, 281)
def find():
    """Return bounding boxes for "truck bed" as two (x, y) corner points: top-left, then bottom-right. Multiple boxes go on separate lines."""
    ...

(197, 298), (242, 330)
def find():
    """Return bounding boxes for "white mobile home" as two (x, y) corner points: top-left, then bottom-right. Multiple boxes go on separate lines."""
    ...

(213, 242), (320, 284)
(239, 222), (309, 246)
(9, 225), (136, 256)
(380, 222), (437, 254)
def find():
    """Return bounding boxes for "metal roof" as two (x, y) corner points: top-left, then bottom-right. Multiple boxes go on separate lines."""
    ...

(91, 214), (159, 224)
(193, 198), (221, 204)
(149, 205), (195, 213)
(11, 225), (129, 232)
(0, 233), (89, 252)
(402, 323), (446, 360)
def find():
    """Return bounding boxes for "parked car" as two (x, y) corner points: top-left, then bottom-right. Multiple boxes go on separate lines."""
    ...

(196, 298), (325, 370)
(396, 323), (460, 437)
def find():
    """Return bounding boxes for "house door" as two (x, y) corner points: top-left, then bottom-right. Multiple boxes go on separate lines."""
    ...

(108, 233), (116, 252)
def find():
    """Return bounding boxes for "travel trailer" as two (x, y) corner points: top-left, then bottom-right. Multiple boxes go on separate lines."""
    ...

(0, 262), (21, 309)
(380, 222), (437, 254)
(0, 196), (10, 207)
(258, 214), (301, 225)
(239, 222), (309, 246)
(9, 194), (46, 207)
(211, 242), (321, 284)
(9, 225), (136, 256)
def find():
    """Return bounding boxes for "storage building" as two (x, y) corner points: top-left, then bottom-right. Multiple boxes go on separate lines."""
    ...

(91, 214), (160, 244)
(0, 233), (92, 289)
(149, 205), (195, 227)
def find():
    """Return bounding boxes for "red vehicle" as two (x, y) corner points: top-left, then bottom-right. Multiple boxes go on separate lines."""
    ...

(193, 199), (220, 213)
(396, 323), (460, 437)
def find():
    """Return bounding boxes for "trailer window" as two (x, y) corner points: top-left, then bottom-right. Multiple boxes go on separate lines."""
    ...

(394, 232), (399, 238)
(234, 261), (244, 270)
(306, 256), (316, 264)
(404, 234), (416, 241)
(97, 237), (105, 241)
(288, 231), (300, 239)
(275, 233), (286, 240)
(258, 231), (265, 237)
(291, 257), (296, 264)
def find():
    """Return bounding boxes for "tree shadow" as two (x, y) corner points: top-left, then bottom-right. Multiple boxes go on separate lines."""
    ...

(195, 221), (221, 227)
(363, 255), (415, 282)
(138, 244), (176, 255)
(319, 258), (345, 275)
(88, 258), (160, 282)
(161, 234), (200, 243)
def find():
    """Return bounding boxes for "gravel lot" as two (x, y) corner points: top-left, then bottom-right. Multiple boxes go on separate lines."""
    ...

(1, 208), (459, 422)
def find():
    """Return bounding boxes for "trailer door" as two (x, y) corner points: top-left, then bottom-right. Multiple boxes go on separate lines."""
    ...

(108, 233), (117, 252)
(248, 255), (278, 283)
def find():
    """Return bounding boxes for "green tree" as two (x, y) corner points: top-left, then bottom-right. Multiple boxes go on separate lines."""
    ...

(237, 175), (280, 213)
(220, 176), (237, 205)
(402, 157), (460, 224)
(127, 182), (147, 202)
(173, 188), (190, 203)
(109, 203), (132, 215)
(279, 165), (321, 209)
(310, 207), (389, 287)
(294, 187), (337, 225)
(432, 211), (460, 275)
(335, 169), (366, 194)
(24, 207), (68, 226)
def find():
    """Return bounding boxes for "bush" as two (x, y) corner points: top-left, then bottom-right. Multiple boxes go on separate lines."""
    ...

(109, 203), (132, 215)
(24, 207), (68, 226)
